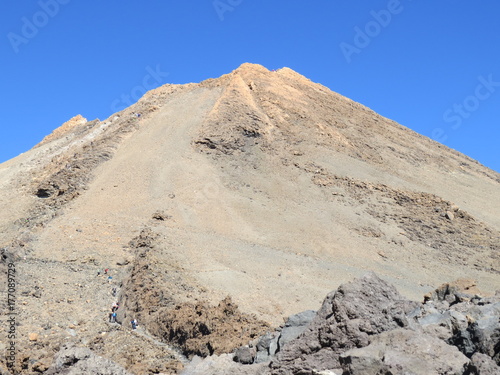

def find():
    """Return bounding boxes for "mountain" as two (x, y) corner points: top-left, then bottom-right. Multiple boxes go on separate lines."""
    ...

(0, 63), (498, 374)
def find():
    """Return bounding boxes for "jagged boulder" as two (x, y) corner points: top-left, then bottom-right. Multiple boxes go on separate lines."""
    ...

(468, 352), (500, 374)
(264, 273), (500, 374)
(407, 279), (500, 369)
(277, 310), (316, 351)
(339, 328), (471, 375)
(234, 346), (257, 365)
(270, 272), (419, 374)
(254, 331), (280, 363)
(249, 310), (316, 364)
(424, 279), (482, 305)
(448, 301), (500, 364)
(45, 345), (132, 375)
(409, 302), (469, 340)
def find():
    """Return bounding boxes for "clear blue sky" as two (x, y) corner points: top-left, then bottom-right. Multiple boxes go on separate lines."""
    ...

(1, 1), (499, 172)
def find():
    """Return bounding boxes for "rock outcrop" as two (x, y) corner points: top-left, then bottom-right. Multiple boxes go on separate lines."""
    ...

(151, 296), (270, 358)
(270, 272), (419, 373)
(238, 310), (317, 365)
(188, 273), (499, 375)
(45, 345), (132, 375)
(36, 115), (88, 147)
(339, 329), (470, 375)
(268, 274), (500, 375)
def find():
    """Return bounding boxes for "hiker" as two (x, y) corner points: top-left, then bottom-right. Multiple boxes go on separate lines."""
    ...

(104, 268), (109, 275)
(107, 276), (113, 283)
(111, 312), (117, 323)
(112, 287), (117, 297)
(112, 302), (118, 312)
(131, 319), (137, 330)
(97, 269), (101, 277)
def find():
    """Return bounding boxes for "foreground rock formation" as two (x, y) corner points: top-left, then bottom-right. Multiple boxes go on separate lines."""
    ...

(185, 273), (500, 375)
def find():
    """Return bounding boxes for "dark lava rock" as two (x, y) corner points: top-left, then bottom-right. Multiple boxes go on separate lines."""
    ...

(270, 272), (419, 374)
(339, 328), (470, 375)
(45, 345), (132, 375)
(234, 346), (256, 365)
(468, 352), (500, 375)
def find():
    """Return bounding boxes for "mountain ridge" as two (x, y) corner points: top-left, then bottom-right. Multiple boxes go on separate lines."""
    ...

(0, 63), (498, 374)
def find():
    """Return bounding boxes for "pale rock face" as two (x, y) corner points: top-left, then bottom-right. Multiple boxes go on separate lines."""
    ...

(63, 114), (87, 127)
(37, 114), (88, 146)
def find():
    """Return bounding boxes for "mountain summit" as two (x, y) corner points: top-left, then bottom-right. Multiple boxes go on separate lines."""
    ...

(1, 63), (498, 374)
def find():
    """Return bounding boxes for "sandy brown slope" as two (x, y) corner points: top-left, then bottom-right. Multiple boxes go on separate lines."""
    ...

(0, 63), (498, 373)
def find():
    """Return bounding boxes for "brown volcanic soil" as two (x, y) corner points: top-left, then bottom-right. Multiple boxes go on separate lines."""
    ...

(0, 63), (499, 374)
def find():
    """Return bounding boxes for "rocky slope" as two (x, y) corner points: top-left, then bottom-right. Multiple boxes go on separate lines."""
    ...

(0, 63), (498, 374)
